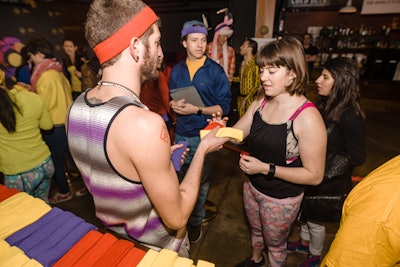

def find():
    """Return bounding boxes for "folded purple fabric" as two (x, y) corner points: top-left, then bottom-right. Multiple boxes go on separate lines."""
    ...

(6, 207), (63, 246)
(33, 221), (97, 267)
(27, 213), (84, 254)
(17, 210), (80, 252)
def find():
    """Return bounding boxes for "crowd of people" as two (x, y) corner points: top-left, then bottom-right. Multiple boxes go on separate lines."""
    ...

(2, 0), (397, 266)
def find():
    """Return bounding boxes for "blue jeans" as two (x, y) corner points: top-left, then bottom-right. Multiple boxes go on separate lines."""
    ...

(175, 134), (215, 227)
(42, 125), (71, 194)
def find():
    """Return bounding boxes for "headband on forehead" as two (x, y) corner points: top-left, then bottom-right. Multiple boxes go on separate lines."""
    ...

(93, 6), (157, 64)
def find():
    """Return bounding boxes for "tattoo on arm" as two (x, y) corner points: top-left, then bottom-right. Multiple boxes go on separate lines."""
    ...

(160, 125), (169, 143)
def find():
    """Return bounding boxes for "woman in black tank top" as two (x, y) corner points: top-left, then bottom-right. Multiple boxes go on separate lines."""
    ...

(215, 37), (327, 267)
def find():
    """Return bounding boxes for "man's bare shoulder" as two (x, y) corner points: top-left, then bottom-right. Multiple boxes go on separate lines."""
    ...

(114, 105), (165, 133)
(108, 105), (170, 158)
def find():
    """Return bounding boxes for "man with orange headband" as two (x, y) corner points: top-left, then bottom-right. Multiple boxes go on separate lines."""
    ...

(66, 0), (226, 257)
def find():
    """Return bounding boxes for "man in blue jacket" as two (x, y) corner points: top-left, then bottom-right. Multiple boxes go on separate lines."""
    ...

(169, 20), (231, 243)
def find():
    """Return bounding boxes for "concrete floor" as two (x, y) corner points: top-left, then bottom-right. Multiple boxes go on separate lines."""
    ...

(53, 81), (400, 267)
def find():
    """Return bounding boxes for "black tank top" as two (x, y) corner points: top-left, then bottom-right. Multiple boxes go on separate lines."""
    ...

(247, 99), (315, 199)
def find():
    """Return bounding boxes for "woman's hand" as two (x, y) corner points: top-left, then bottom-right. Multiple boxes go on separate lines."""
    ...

(239, 154), (268, 175)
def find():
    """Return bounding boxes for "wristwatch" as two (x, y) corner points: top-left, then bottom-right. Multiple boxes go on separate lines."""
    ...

(197, 106), (202, 116)
(268, 163), (276, 177)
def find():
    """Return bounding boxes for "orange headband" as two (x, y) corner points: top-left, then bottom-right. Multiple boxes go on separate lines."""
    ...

(93, 6), (157, 64)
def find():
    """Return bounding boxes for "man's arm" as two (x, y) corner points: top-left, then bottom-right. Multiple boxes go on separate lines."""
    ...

(108, 106), (225, 230)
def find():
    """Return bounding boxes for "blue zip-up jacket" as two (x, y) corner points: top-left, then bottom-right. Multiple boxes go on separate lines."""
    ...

(169, 57), (231, 137)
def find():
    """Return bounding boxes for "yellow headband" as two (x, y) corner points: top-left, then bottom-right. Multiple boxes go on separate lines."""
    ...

(93, 6), (157, 64)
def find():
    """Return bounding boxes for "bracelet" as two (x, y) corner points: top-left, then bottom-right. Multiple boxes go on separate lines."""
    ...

(197, 106), (202, 116)
(268, 163), (276, 177)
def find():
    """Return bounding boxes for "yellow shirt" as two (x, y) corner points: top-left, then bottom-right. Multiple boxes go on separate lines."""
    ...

(35, 69), (72, 125)
(0, 88), (53, 174)
(186, 56), (206, 81)
(67, 65), (82, 93)
(234, 57), (260, 117)
(321, 155), (400, 267)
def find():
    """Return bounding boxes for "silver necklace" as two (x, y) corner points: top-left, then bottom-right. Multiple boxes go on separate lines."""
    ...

(98, 80), (142, 103)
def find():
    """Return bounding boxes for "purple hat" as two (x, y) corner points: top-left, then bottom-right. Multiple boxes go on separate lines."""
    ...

(181, 20), (208, 38)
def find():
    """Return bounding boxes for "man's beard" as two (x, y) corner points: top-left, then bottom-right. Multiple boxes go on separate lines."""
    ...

(141, 49), (159, 83)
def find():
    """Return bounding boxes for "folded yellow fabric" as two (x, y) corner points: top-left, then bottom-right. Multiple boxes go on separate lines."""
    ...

(173, 257), (194, 267)
(0, 245), (43, 266)
(200, 127), (243, 142)
(0, 239), (11, 254)
(21, 259), (43, 267)
(0, 192), (51, 239)
(150, 249), (177, 267)
(137, 249), (159, 267)
(196, 260), (215, 267)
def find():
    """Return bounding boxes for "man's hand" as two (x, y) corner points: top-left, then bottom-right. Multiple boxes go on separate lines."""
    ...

(170, 99), (197, 115)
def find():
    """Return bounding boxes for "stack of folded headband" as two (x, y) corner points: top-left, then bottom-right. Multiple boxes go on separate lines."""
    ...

(0, 184), (216, 267)
(93, 6), (157, 64)
(200, 122), (243, 142)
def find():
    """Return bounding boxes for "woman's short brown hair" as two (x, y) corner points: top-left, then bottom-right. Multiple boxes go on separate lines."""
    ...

(256, 37), (308, 96)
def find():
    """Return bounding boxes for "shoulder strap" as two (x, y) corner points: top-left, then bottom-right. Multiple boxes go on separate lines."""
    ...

(289, 101), (315, 121)
(260, 97), (267, 109)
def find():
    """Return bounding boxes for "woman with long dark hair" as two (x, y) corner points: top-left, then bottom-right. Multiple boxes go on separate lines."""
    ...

(0, 70), (54, 203)
(62, 38), (85, 100)
(287, 57), (366, 267)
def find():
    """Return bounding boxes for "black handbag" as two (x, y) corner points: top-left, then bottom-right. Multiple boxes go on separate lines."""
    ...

(300, 194), (347, 223)
(324, 152), (351, 181)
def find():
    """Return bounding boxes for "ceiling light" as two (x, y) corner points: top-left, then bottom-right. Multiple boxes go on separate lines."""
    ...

(339, 0), (357, 13)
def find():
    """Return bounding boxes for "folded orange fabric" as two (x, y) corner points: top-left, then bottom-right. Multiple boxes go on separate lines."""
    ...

(92, 239), (134, 267)
(71, 232), (117, 267)
(0, 184), (19, 202)
(114, 247), (146, 267)
(53, 230), (102, 267)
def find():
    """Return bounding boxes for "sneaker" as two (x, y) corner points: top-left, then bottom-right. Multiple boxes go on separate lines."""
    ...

(75, 186), (88, 197)
(50, 192), (73, 204)
(300, 253), (320, 267)
(234, 256), (265, 267)
(203, 200), (217, 223)
(287, 240), (310, 254)
(187, 224), (202, 243)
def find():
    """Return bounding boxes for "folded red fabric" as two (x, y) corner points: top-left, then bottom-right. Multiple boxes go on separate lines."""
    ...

(92, 239), (134, 267)
(0, 184), (19, 202)
(114, 246), (146, 267)
(71, 232), (118, 266)
(53, 230), (102, 267)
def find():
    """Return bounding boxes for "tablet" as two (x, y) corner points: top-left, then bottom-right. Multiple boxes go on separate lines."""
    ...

(170, 86), (205, 107)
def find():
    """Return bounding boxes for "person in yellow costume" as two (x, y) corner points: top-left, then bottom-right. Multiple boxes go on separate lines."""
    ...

(232, 38), (260, 117)
(321, 154), (400, 267)
(25, 37), (74, 204)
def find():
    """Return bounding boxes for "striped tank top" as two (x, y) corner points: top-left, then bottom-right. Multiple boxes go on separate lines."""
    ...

(67, 89), (183, 251)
